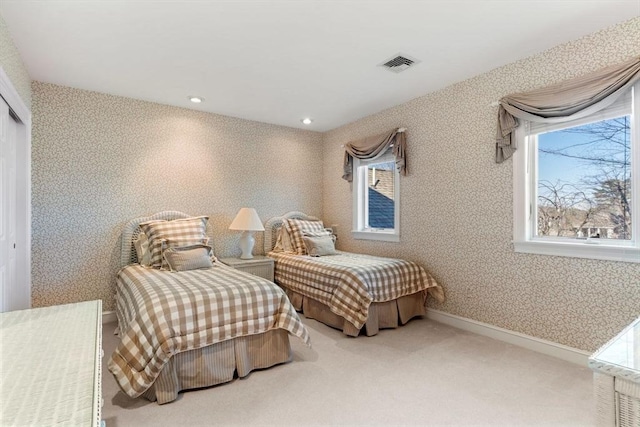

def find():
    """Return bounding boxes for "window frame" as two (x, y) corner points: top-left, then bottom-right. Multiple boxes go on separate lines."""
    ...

(512, 82), (640, 263)
(351, 151), (400, 242)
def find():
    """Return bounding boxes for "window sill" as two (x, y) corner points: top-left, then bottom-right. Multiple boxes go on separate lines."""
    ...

(352, 230), (400, 242)
(514, 240), (639, 263)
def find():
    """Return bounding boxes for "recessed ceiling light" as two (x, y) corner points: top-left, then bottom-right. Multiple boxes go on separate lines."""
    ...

(189, 96), (204, 103)
(301, 118), (313, 125)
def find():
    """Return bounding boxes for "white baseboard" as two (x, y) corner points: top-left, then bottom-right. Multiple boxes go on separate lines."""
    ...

(427, 309), (590, 366)
(102, 311), (116, 324)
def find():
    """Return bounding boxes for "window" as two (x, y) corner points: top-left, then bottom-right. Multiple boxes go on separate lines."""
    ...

(513, 82), (639, 263)
(352, 150), (400, 242)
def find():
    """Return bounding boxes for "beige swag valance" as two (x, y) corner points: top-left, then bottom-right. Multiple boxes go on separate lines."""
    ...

(496, 55), (640, 163)
(342, 128), (407, 182)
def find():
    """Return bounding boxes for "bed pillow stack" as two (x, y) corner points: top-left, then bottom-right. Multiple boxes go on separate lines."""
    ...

(284, 218), (337, 256)
(138, 216), (211, 269)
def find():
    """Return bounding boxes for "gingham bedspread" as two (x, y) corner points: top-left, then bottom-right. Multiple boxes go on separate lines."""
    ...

(268, 251), (444, 329)
(108, 263), (310, 398)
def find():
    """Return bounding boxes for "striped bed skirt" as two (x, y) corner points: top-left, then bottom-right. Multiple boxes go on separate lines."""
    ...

(142, 329), (291, 404)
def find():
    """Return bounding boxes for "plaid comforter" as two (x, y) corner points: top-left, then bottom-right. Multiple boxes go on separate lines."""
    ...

(108, 263), (310, 398)
(269, 251), (444, 330)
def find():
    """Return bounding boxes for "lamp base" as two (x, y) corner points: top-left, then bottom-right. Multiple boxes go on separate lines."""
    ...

(239, 231), (255, 259)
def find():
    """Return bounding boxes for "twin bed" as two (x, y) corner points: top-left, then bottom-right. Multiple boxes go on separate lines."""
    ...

(108, 211), (309, 404)
(264, 211), (444, 337)
(109, 211), (443, 404)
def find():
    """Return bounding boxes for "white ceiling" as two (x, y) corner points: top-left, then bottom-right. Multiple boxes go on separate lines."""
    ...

(1, 1), (638, 132)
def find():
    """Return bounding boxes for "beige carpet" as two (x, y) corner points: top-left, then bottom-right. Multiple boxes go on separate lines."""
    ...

(102, 316), (595, 426)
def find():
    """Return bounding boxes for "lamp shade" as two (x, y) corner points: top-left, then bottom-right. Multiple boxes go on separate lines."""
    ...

(229, 208), (265, 231)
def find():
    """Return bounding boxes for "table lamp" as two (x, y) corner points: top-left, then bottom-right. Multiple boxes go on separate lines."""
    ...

(229, 208), (265, 259)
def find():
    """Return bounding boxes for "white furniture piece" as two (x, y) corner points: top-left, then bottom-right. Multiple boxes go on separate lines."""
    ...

(220, 256), (275, 281)
(0, 300), (103, 427)
(589, 316), (640, 427)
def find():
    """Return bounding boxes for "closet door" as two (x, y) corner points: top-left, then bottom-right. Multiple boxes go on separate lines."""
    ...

(0, 98), (17, 312)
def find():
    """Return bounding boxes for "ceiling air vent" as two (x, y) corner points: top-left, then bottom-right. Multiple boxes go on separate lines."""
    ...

(379, 53), (421, 73)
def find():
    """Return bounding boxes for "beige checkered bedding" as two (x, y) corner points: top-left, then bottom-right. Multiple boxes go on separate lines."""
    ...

(108, 263), (310, 398)
(269, 251), (444, 329)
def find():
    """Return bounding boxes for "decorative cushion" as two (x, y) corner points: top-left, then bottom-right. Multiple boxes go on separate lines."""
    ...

(285, 218), (325, 255)
(273, 229), (284, 252)
(282, 226), (295, 252)
(139, 216), (209, 268)
(163, 244), (214, 272)
(281, 221), (295, 251)
(133, 232), (152, 267)
(302, 231), (337, 257)
(160, 237), (210, 270)
(273, 224), (295, 253)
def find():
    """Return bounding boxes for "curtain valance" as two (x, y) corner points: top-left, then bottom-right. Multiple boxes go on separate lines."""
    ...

(496, 56), (640, 163)
(342, 128), (407, 182)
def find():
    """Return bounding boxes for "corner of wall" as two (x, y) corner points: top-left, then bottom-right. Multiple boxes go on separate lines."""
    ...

(0, 12), (32, 110)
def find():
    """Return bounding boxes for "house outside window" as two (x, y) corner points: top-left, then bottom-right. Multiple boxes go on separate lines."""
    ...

(513, 82), (639, 263)
(352, 150), (400, 242)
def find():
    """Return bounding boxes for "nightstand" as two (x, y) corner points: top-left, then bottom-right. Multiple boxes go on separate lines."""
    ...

(220, 256), (275, 281)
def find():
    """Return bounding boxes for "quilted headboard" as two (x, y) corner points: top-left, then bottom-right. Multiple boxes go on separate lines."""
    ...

(120, 211), (215, 268)
(263, 211), (320, 253)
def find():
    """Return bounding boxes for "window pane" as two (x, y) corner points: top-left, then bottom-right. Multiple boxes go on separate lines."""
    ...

(536, 116), (632, 240)
(367, 161), (395, 229)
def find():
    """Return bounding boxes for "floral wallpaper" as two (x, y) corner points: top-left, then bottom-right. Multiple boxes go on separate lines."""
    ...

(0, 13), (31, 109)
(31, 82), (323, 311)
(322, 17), (640, 352)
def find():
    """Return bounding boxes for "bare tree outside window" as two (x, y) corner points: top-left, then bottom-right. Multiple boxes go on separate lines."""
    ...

(536, 116), (631, 240)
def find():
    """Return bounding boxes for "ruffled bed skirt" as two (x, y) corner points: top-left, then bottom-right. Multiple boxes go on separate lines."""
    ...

(284, 288), (426, 337)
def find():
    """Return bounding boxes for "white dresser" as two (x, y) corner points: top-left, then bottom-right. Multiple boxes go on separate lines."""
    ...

(589, 317), (640, 427)
(0, 300), (103, 427)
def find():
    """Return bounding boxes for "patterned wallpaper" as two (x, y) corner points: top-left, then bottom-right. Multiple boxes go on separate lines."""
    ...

(31, 82), (323, 311)
(0, 13), (31, 109)
(28, 17), (640, 351)
(322, 18), (640, 352)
